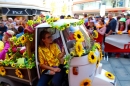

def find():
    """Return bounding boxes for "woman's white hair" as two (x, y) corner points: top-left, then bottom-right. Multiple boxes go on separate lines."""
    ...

(6, 30), (15, 37)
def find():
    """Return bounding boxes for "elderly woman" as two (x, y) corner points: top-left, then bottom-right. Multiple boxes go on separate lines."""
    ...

(37, 30), (65, 86)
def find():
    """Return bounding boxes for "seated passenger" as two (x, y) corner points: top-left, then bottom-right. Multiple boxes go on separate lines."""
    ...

(0, 30), (15, 60)
(37, 30), (65, 86)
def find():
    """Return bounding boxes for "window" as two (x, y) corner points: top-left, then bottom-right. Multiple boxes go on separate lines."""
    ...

(63, 25), (94, 57)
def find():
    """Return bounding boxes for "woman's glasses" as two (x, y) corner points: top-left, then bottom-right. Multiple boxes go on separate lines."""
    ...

(46, 35), (52, 39)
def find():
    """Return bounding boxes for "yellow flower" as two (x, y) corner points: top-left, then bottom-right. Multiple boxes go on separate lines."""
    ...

(20, 35), (28, 44)
(64, 60), (67, 65)
(80, 78), (91, 86)
(0, 66), (6, 76)
(29, 37), (33, 41)
(94, 43), (101, 50)
(117, 31), (122, 35)
(96, 58), (100, 68)
(105, 71), (115, 80)
(66, 23), (70, 28)
(15, 69), (23, 78)
(88, 51), (97, 64)
(74, 30), (84, 42)
(11, 63), (16, 68)
(66, 70), (69, 74)
(75, 42), (84, 57)
(70, 51), (75, 56)
(23, 51), (27, 56)
(92, 30), (98, 38)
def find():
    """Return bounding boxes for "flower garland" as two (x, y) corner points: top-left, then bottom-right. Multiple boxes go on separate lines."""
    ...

(105, 71), (115, 80)
(15, 69), (23, 78)
(0, 66), (6, 76)
(80, 78), (91, 86)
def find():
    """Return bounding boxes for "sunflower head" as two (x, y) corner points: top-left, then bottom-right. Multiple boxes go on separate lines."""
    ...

(20, 35), (28, 44)
(75, 42), (84, 57)
(74, 30), (84, 42)
(92, 30), (98, 38)
(105, 71), (115, 80)
(88, 51), (97, 64)
(80, 78), (91, 86)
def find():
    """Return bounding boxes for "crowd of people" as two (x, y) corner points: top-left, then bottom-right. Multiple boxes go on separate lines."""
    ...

(0, 17), (25, 40)
(78, 13), (130, 58)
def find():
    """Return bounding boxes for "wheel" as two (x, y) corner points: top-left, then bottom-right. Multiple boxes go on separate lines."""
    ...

(1, 82), (11, 86)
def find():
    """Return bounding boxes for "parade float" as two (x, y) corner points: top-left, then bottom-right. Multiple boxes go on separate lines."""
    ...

(0, 15), (116, 86)
(35, 17), (117, 86)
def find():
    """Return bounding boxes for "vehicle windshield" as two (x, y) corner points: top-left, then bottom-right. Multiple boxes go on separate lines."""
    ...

(63, 25), (94, 57)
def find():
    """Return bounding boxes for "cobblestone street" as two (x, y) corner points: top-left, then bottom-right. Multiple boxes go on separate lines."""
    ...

(101, 57), (130, 86)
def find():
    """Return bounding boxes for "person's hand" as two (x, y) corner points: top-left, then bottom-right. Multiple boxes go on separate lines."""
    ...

(49, 70), (55, 75)
(0, 31), (2, 34)
(53, 68), (61, 72)
(61, 47), (65, 55)
(105, 34), (109, 37)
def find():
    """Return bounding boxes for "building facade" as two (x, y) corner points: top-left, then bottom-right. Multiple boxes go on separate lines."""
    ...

(72, 0), (130, 15)
(0, 0), (50, 20)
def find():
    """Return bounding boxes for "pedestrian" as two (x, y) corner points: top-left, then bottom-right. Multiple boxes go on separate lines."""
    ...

(16, 26), (24, 38)
(105, 13), (117, 57)
(0, 22), (8, 40)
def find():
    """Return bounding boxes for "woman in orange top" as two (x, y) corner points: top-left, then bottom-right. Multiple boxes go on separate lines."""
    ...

(37, 30), (65, 86)
(95, 19), (106, 44)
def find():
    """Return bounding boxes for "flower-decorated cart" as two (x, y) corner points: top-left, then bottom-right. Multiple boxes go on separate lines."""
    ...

(35, 18), (117, 86)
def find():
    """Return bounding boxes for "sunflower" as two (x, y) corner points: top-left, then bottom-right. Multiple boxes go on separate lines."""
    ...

(105, 71), (115, 80)
(74, 30), (84, 42)
(92, 30), (98, 38)
(66, 70), (69, 74)
(96, 58), (100, 68)
(29, 37), (33, 41)
(11, 63), (16, 68)
(64, 60), (67, 65)
(15, 69), (23, 78)
(0, 66), (6, 76)
(88, 51), (97, 64)
(75, 42), (84, 57)
(80, 78), (91, 86)
(66, 23), (70, 28)
(70, 51), (76, 57)
(94, 43), (101, 50)
(20, 35), (28, 44)
(117, 31), (122, 35)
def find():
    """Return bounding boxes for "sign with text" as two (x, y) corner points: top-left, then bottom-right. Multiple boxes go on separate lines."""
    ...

(2, 8), (31, 16)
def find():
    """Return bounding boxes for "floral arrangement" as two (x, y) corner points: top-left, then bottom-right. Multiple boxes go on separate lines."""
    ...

(15, 69), (23, 78)
(80, 78), (91, 86)
(105, 71), (115, 80)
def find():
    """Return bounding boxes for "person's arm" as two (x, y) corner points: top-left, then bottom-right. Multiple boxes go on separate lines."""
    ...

(97, 26), (106, 35)
(0, 42), (10, 60)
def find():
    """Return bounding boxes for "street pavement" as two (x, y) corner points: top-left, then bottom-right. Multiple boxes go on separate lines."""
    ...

(101, 57), (130, 86)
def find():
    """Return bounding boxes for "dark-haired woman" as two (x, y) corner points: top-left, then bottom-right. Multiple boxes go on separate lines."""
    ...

(95, 19), (106, 44)
(37, 30), (65, 86)
(16, 26), (24, 38)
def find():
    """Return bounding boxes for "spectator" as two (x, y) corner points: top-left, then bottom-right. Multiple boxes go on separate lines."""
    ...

(74, 14), (79, 19)
(16, 26), (24, 38)
(105, 13), (117, 36)
(126, 14), (130, 31)
(8, 23), (18, 35)
(87, 20), (96, 34)
(0, 22), (8, 40)
(60, 15), (65, 19)
(94, 15), (101, 25)
(84, 14), (88, 24)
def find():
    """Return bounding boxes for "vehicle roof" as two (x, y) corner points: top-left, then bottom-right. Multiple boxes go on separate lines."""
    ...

(36, 19), (79, 28)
